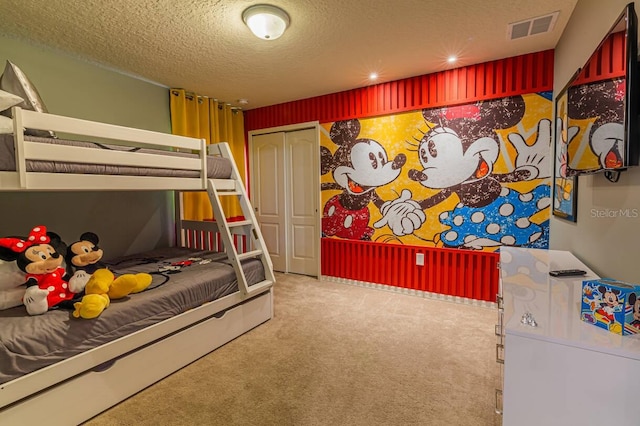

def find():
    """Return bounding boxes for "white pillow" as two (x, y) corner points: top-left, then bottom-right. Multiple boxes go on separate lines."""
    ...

(0, 89), (23, 112)
(0, 259), (25, 310)
(0, 115), (12, 134)
(0, 287), (25, 310)
(0, 259), (23, 289)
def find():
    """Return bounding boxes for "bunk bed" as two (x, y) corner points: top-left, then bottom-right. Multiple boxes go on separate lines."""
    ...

(0, 107), (276, 425)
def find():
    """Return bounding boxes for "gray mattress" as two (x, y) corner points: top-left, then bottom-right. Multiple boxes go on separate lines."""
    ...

(0, 134), (232, 178)
(0, 247), (265, 385)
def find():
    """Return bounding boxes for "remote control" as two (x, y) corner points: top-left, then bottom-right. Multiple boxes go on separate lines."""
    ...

(549, 269), (587, 277)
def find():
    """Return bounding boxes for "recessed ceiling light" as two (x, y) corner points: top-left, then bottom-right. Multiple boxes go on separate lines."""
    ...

(447, 56), (457, 63)
(369, 72), (378, 80)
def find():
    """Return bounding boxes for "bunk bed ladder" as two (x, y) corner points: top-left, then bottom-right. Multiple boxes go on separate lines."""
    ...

(206, 143), (275, 298)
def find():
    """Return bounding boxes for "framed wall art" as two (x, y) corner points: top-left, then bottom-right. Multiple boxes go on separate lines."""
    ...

(553, 81), (578, 222)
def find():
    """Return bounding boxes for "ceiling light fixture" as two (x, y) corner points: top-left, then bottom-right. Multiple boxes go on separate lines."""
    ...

(447, 55), (457, 63)
(242, 4), (290, 41)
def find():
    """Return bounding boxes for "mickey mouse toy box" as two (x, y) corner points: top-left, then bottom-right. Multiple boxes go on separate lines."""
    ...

(581, 279), (640, 336)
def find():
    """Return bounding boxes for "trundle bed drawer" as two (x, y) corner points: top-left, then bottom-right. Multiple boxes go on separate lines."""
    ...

(0, 290), (272, 426)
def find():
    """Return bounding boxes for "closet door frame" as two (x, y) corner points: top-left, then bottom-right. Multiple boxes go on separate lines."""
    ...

(248, 121), (321, 276)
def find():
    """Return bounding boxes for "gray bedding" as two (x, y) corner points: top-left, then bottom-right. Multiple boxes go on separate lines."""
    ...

(0, 247), (265, 385)
(0, 134), (232, 178)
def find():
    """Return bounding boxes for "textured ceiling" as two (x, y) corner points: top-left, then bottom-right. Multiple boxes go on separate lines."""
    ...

(0, 0), (578, 110)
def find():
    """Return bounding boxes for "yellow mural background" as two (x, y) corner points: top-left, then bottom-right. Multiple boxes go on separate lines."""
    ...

(321, 93), (552, 250)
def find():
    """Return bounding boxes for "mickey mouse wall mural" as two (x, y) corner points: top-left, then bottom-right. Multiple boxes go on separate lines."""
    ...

(320, 93), (553, 251)
(321, 119), (410, 240)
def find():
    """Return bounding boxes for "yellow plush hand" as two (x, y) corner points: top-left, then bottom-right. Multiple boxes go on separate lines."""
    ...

(108, 274), (139, 299)
(85, 269), (115, 295)
(83, 269), (153, 299)
(72, 293), (110, 319)
(131, 273), (153, 293)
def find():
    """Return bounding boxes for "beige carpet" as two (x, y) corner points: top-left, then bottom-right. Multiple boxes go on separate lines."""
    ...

(85, 273), (502, 426)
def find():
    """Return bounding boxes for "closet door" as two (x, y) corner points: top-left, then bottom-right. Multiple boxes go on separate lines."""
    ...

(251, 133), (286, 272)
(286, 129), (318, 276)
(250, 126), (319, 276)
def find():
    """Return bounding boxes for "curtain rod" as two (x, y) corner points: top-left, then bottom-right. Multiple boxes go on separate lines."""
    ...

(171, 89), (243, 111)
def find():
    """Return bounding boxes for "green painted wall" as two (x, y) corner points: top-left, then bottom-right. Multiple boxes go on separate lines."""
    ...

(0, 35), (170, 131)
(0, 35), (176, 257)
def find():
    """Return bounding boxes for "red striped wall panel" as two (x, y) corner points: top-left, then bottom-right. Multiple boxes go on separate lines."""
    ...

(183, 224), (247, 254)
(244, 50), (554, 131)
(321, 238), (500, 303)
(573, 30), (626, 85)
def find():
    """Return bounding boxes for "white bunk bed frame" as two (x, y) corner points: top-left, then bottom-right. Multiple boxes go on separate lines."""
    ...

(0, 107), (276, 425)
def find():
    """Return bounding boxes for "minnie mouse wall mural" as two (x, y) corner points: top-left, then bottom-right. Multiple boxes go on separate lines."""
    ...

(321, 119), (415, 240)
(374, 96), (552, 249)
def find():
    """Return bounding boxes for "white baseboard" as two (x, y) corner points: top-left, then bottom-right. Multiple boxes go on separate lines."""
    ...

(322, 275), (497, 309)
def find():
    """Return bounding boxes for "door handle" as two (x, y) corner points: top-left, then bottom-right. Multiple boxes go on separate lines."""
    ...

(496, 343), (504, 364)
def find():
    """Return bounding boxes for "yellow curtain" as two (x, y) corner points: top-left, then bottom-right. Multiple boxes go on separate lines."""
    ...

(169, 89), (245, 221)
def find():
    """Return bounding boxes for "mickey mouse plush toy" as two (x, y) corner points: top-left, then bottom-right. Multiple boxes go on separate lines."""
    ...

(66, 231), (152, 301)
(0, 225), (108, 318)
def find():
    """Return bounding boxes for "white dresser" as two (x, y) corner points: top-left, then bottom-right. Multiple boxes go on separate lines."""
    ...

(498, 247), (640, 426)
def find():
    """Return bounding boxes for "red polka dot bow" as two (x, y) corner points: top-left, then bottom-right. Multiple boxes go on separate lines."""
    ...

(0, 225), (50, 253)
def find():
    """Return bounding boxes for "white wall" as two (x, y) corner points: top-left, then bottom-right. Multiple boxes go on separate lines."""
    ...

(551, 0), (640, 282)
(0, 36), (176, 257)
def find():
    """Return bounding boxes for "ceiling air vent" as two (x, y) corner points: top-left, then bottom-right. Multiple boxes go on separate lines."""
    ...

(508, 11), (559, 40)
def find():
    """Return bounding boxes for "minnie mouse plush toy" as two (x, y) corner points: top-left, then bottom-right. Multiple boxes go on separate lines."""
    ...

(0, 225), (108, 318)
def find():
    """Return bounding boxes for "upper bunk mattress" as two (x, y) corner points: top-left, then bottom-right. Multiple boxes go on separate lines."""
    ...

(0, 134), (232, 178)
(0, 246), (264, 385)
